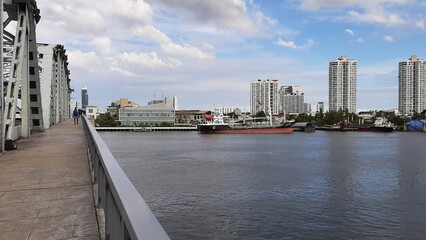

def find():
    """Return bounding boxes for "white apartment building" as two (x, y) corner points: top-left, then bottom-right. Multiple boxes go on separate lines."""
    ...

(329, 56), (357, 113)
(279, 85), (305, 114)
(38, 44), (71, 129)
(398, 55), (426, 115)
(250, 79), (279, 115)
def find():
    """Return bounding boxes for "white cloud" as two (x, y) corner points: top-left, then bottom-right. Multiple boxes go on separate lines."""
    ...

(120, 52), (183, 68)
(90, 37), (112, 55)
(109, 66), (135, 77)
(416, 20), (425, 29)
(151, 0), (257, 33)
(275, 39), (300, 49)
(107, 0), (153, 26)
(300, 0), (411, 11)
(345, 29), (354, 35)
(133, 25), (171, 44)
(255, 11), (278, 27)
(41, 2), (106, 35)
(348, 10), (405, 26)
(160, 42), (214, 60)
(301, 0), (410, 27)
(357, 38), (365, 43)
(68, 51), (104, 73)
(275, 38), (315, 50)
(384, 35), (394, 42)
(132, 25), (214, 60)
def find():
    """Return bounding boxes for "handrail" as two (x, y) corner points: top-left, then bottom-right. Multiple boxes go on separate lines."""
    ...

(82, 117), (170, 240)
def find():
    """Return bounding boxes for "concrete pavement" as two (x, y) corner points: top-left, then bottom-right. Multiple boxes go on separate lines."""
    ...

(0, 120), (99, 240)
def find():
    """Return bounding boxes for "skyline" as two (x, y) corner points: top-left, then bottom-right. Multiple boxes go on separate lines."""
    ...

(33, 0), (426, 111)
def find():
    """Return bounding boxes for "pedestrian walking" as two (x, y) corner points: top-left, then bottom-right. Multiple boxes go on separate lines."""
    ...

(73, 108), (79, 124)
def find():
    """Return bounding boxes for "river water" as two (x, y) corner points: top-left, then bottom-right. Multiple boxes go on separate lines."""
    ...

(100, 131), (426, 240)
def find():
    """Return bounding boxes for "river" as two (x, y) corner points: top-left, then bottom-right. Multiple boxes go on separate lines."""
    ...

(100, 131), (426, 240)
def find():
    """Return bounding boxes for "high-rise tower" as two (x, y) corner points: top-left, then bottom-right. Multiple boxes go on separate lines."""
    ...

(329, 56), (357, 113)
(81, 87), (88, 110)
(250, 79), (279, 115)
(398, 55), (426, 115)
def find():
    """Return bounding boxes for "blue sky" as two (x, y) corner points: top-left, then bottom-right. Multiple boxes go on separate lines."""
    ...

(35, 0), (426, 111)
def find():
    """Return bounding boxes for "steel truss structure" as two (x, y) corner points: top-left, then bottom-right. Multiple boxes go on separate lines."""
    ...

(1, 0), (44, 151)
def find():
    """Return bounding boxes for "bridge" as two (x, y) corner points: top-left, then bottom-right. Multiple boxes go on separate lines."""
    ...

(1, 0), (170, 239)
(0, 117), (170, 239)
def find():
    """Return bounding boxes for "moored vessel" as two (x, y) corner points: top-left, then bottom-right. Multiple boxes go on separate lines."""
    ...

(358, 117), (394, 132)
(358, 126), (394, 132)
(198, 112), (293, 134)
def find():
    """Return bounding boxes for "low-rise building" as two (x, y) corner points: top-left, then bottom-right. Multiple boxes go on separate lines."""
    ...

(119, 104), (175, 126)
(175, 110), (205, 125)
(107, 98), (139, 117)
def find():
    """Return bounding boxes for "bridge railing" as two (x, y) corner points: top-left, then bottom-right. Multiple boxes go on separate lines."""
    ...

(82, 117), (170, 240)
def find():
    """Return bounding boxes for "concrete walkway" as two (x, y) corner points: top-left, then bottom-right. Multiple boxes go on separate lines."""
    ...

(0, 120), (99, 240)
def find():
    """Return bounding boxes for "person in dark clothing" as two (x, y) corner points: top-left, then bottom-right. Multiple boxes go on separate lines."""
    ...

(73, 108), (79, 124)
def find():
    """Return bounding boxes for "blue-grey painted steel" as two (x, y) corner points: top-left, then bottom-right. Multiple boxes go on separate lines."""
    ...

(83, 117), (170, 240)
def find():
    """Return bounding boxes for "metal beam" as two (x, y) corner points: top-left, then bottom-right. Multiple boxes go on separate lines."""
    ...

(1, 0), (44, 144)
(1, 0), (4, 152)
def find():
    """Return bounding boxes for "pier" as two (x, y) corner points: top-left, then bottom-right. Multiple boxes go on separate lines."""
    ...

(95, 126), (197, 132)
(0, 118), (170, 239)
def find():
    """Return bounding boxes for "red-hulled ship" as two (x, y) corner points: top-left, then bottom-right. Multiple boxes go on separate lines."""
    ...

(198, 112), (293, 134)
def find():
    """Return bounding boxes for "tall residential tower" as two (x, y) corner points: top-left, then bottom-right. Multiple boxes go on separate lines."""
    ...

(329, 56), (357, 113)
(250, 79), (279, 115)
(398, 55), (426, 115)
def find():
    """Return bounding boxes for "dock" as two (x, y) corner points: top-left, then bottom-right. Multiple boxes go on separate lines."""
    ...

(316, 127), (359, 132)
(0, 120), (99, 239)
(95, 126), (197, 132)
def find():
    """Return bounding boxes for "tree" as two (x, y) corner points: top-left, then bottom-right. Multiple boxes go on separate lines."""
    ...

(390, 115), (409, 127)
(323, 111), (344, 125)
(295, 113), (314, 122)
(348, 113), (359, 123)
(95, 114), (117, 127)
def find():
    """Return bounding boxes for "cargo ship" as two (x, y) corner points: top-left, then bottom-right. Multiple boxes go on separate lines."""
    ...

(358, 117), (394, 132)
(197, 112), (293, 134)
(358, 126), (394, 132)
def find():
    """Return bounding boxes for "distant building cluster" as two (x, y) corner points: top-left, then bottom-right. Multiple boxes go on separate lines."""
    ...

(84, 55), (426, 127)
(250, 80), (310, 116)
(249, 55), (426, 118)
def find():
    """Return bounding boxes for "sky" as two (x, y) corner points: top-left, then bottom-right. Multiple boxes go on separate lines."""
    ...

(34, 0), (426, 112)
